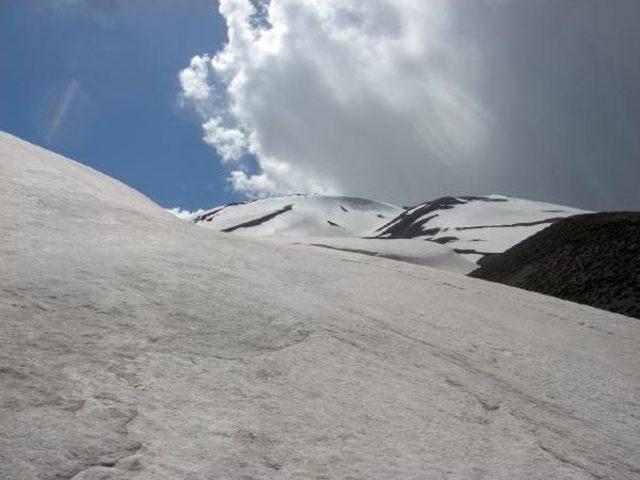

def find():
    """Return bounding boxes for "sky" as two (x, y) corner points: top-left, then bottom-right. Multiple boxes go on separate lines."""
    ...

(0, 0), (238, 210)
(2, 1), (640, 212)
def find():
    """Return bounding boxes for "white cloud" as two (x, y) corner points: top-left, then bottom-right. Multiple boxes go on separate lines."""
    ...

(179, 0), (640, 210)
(202, 117), (248, 162)
(179, 55), (212, 102)
(166, 207), (206, 220)
(180, 0), (491, 201)
(229, 170), (279, 197)
(229, 156), (337, 198)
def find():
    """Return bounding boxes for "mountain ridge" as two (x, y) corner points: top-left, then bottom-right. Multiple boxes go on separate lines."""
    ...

(185, 193), (588, 263)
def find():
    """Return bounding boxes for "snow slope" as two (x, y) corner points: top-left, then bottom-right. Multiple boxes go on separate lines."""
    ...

(191, 195), (402, 237)
(188, 197), (477, 273)
(187, 195), (587, 264)
(375, 195), (589, 262)
(265, 237), (477, 274)
(2, 132), (639, 480)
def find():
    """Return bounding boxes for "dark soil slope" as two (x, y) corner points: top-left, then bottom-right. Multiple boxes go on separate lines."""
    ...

(470, 212), (640, 319)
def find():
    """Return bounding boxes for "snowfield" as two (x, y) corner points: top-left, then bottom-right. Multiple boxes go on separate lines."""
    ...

(185, 192), (588, 265)
(375, 195), (589, 262)
(1, 132), (639, 480)
(191, 194), (403, 237)
(264, 237), (477, 274)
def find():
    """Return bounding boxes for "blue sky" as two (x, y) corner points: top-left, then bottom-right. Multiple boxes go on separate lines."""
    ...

(0, 0), (240, 210)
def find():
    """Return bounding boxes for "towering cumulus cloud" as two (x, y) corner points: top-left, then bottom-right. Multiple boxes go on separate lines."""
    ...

(180, 0), (489, 200)
(180, 0), (640, 210)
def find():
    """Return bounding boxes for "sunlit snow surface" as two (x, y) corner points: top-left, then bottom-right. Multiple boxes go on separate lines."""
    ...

(375, 195), (589, 262)
(2, 132), (638, 479)
(190, 195), (403, 237)
(186, 194), (588, 264)
(266, 237), (476, 274)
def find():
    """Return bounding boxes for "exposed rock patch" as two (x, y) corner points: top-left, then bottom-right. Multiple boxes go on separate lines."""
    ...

(470, 212), (640, 319)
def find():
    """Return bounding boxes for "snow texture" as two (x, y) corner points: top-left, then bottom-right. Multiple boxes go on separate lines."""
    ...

(191, 194), (403, 237)
(188, 194), (587, 265)
(375, 196), (589, 262)
(265, 237), (476, 275)
(1, 132), (639, 479)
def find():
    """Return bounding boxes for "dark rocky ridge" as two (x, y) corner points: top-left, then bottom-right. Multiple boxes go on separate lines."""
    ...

(470, 212), (640, 319)
(375, 195), (508, 239)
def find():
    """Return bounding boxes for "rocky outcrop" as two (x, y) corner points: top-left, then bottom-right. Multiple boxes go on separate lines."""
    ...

(470, 212), (640, 319)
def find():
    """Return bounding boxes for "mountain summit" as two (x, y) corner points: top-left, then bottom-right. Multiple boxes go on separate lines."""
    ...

(191, 195), (402, 237)
(187, 194), (587, 263)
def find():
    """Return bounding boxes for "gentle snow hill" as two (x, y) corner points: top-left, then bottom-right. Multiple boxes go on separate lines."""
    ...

(190, 194), (403, 237)
(187, 197), (479, 273)
(265, 237), (477, 274)
(375, 195), (589, 262)
(2, 132), (640, 480)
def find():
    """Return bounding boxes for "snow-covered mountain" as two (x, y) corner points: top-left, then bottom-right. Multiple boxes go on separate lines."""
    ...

(190, 194), (403, 237)
(188, 194), (588, 263)
(2, 132), (639, 479)
(375, 195), (589, 262)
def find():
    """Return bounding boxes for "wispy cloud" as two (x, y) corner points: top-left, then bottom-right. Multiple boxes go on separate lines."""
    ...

(46, 79), (80, 144)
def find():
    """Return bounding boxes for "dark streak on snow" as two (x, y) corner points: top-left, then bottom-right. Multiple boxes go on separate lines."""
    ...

(455, 217), (565, 231)
(537, 443), (605, 479)
(430, 236), (459, 244)
(375, 196), (507, 239)
(192, 206), (226, 223)
(221, 205), (293, 232)
(453, 248), (495, 255)
(308, 244), (416, 266)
